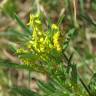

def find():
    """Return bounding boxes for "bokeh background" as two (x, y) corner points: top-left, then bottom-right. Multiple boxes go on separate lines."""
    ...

(0, 0), (96, 96)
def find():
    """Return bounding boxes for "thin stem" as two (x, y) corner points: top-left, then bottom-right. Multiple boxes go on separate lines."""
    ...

(35, 0), (40, 13)
(73, 0), (77, 27)
(79, 75), (92, 96)
(63, 53), (92, 96)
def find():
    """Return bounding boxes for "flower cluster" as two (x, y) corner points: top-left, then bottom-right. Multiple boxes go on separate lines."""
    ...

(17, 14), (64, 65)
(27, 14), (63, 53)
(52, 24), (61, 51)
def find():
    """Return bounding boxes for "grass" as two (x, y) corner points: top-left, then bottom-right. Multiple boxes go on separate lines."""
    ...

(0, 0), (96, 96)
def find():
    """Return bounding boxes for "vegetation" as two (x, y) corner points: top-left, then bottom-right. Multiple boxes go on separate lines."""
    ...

(0, 0), (96, 96)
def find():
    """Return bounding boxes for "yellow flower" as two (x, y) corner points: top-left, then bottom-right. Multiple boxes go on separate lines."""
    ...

(51, 24), (58, 30)
(40, 37), (44, 42)
(53, 32), (61, 51)
(27, 14), (41, 27)
(27, 14), (33, 26)
(35, 19), (41, 24)
(20, 58), (31, 65)
(16, 48), (28, 54)
(17, 14), (64, 65)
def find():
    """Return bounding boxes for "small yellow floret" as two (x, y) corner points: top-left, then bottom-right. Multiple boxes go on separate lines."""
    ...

(53, 32), (61, 51)
(27, 14), (33, 26)
(51, 24), (58, 30)
(40, 38), (44, 42)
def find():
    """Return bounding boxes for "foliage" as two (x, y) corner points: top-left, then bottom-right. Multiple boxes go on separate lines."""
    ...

(0, 0), (96, 96)
(0, 13), (92, 96)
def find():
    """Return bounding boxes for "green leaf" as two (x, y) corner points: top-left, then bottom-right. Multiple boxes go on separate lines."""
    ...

(11, 85), (39, 96)
(13, 13), (31, 34)
(18, 53), (40, 61)
(63, 28), (76, 50)
(88, 73), (96, 95)
(37, 80), (55, 93)
(57, 15), (64, 25)
(0, 59), (33, 71)
(67, 53), (74, 73)
(71, 64), (77, 85)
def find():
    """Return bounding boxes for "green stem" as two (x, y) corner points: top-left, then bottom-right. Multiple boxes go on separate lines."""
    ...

(63, 53), (92, 96)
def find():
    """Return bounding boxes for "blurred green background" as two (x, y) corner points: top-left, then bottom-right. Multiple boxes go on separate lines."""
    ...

(0, 0), (96, 96)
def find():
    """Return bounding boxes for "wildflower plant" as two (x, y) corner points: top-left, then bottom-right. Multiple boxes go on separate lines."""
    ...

(0, 0), (96, 96)
(0, 11), (95, 96)
(14, 13), (90, 96)
(16, 14), (65, 75)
